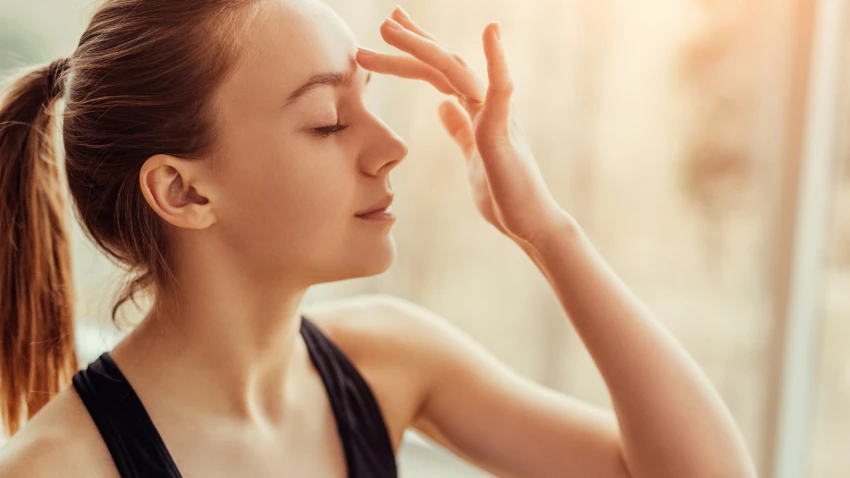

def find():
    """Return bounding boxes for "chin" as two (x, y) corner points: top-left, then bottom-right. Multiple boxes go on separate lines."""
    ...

(349, 234), (397, 278)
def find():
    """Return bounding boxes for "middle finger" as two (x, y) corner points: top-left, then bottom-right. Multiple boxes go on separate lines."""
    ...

(380, 18), (486, 104)
(389, 6), (442, 45)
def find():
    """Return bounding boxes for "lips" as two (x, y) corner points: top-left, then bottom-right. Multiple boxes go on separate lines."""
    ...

(356, 195), (394, 216)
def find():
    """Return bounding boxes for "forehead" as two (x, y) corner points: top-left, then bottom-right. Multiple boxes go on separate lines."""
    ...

(219, 0), (360, 109)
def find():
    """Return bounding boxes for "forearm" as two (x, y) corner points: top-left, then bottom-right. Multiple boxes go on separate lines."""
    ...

(519, 212), (757, 478)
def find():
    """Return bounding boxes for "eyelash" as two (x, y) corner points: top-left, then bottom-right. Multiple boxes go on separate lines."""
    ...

(313, 123), (351, 138)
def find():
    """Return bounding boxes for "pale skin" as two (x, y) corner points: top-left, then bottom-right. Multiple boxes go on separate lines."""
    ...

(0, 1), (757, 478)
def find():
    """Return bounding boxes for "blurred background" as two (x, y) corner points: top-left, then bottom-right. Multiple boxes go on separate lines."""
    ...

(1, 0), (848, 477)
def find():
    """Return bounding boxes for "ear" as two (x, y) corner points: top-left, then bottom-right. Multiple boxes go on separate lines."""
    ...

(139, 154), (217, 230)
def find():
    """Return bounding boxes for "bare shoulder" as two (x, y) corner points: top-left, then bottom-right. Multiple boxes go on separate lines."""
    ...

(302, 293), (460, 370)
(301, 293), (483, 405)
(300, 293), (460, 450)
(307, 295), (628, 478)
(0, 385), (118, 478)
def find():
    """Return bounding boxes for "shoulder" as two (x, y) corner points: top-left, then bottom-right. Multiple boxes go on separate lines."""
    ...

(311, 296), (628, 478)
(301, 294), (475, 447)
(0, 385), (118, 478)
(303, 293), (468, 370)
(302, 293), (484, 405)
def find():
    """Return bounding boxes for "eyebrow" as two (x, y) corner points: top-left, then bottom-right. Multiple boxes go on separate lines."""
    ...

(285, 67), (372, 107)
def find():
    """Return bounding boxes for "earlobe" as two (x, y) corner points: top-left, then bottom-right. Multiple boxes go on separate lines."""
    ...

(139, 154), (217, 230)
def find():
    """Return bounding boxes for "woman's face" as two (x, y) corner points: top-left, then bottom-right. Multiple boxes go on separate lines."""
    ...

(208, 0), (408, 285)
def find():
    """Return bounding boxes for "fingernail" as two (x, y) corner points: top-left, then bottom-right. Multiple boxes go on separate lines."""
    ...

(495, 22), (501, 40)
(384, 18), (403, 31)
(358, 47), (378, 56)
(395, 5), (410, 19)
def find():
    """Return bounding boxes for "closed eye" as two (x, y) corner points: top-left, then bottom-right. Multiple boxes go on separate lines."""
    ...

(313, 123), (350, 138)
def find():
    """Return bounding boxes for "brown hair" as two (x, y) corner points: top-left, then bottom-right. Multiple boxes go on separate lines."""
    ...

(0, 0), (266, 437)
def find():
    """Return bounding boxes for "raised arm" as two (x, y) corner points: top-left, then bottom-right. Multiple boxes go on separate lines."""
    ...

(355, 6), (758, 478)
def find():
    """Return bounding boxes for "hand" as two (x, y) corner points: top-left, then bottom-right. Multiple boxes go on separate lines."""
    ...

(356, 7), (565, 246)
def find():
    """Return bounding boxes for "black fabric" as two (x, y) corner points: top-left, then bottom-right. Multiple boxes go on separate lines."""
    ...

(71, 315), (398, 477)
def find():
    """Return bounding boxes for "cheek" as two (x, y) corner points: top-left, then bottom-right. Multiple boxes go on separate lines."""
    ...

(211, 119), (362, 263)
(216, 150), (356, 254)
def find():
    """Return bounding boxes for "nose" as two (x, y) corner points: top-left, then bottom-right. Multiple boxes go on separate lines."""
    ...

(361, 116), (408, 177)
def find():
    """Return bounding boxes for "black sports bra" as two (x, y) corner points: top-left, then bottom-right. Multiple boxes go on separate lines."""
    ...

(71, 315), (398, 477)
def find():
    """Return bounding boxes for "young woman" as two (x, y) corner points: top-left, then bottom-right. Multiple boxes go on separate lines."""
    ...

(0, 1), (757, 477)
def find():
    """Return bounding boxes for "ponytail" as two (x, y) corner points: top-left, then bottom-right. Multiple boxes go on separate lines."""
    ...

(0, 58), (78, 438)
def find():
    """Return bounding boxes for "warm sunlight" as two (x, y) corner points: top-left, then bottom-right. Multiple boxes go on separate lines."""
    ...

(0, 0), (847, 477)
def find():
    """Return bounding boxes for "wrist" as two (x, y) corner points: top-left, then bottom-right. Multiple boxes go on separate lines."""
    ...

(521, 209), (583, 253)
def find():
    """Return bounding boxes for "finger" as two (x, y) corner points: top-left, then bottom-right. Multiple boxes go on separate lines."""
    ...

(390, 6), (442, 45)
(458, 95), (485, 119)
(480, 23), (513, 132)
(356, 49), (457, 95)
(438, 99), (476, 158)
(380, 18), (486, 104)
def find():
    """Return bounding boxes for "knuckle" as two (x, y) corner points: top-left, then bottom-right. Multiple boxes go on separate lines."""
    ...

(490, 81), (515, 95)
(451, 52), (469, 68)
(437, 60), (453, 74)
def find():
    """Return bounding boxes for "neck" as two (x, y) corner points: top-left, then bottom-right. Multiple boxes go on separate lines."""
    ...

(109, 259), (313, 427)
